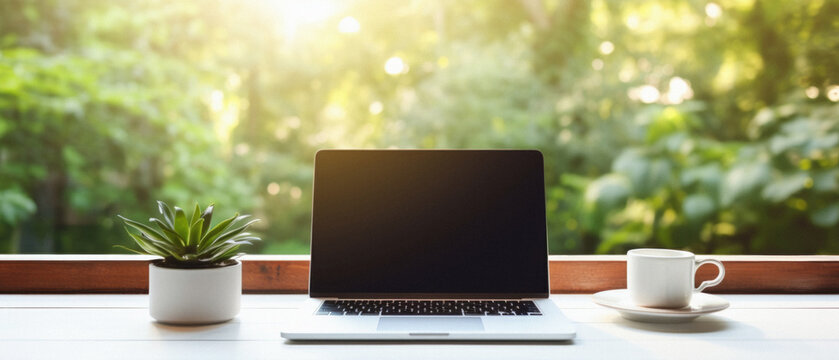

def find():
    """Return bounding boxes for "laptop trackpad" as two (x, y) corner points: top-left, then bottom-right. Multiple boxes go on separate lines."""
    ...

(377, 317), (484, 333)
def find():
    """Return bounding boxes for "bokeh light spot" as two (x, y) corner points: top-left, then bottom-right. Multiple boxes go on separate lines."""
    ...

(234, 143), (250, 156)
(639, 85), (660, 104)
(290, 186), (302, 200)
(827, 85), (839, 102)
(666, 77), (694, 104)
(705, 3), (722, 19)
(599, 41), (614, 55)
(338, 16), (360, 33)
(384, 56), (407, 75)
(267, 182), (280, 195)
(437, 56), (449, 68)
(626, 14), (640, 29)
(369, 101), (383, 115)
(210, 90), (224, 112)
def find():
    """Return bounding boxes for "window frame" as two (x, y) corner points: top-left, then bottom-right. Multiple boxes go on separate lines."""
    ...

(1, 254), (837, 294)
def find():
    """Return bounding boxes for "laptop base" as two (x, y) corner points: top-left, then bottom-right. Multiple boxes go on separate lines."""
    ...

(281, 298), (576, 341)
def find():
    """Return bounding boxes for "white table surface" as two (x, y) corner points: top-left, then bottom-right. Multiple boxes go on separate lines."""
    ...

(2, 294), (838, 359)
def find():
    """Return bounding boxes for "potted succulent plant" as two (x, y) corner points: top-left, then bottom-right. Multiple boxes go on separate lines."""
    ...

(118, 201), (260, 325)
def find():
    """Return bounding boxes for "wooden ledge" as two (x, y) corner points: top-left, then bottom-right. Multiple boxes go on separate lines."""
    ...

(1, 255), (837, 294)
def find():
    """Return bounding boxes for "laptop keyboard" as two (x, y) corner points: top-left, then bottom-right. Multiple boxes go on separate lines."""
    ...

(316, 300), (541, 316)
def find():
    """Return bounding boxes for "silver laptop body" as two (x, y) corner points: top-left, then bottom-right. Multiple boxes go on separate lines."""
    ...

(281, 150), (576, 341)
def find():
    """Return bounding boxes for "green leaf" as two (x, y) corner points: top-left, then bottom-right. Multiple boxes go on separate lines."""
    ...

(190, 203), (201, 226)
(173, 207), (189, 240)
(585, 174), (631, 211)
(812, 170), (838, 193)
(121, 224), (181, 257)
(0, 188), (36, 225)
(231, 214), (251, 223)
(680, 164), (722, 189)
(200, 204), (214, 237)
(761, 172), (809, 203)
(157, 201), (175, 228)
(806, 134), (839, 154)
(137, 232), (182, 258)
(200, 239), (236, 257)
(125, 231), (165, 257)
(215, 219), (260, 243)
(683, 194), (715, 222)
(613, 149), (671, 197)
(229, 233), (260, 243)
(207, 242), (243, 263)
(188, 218), (204, 247)
(200, 237), (255, 256)
(207, 239), (253, 252)
(216, 249), (243, 263)
(769, 131), (808, 155)
(199, 213), (238, 251)
(199, 219), (259, 254)
(118, 215), (170, 244)
(646, 107), (688, 145)
(150, 218), (184, 247)
(720, 162), (771, 206)
(811, 203), (839, 227)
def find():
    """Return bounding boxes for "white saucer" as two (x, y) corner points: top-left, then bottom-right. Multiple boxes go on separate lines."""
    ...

(592, 289), (729, 323)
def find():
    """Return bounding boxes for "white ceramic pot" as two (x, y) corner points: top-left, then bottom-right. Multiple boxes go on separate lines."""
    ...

(148, 260), (241, 325)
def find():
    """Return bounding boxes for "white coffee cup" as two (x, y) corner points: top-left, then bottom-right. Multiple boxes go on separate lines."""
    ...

(627, 248), (725, 308)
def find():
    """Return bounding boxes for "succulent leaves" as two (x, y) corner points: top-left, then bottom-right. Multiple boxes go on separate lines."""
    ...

(117, 201), (260, 267)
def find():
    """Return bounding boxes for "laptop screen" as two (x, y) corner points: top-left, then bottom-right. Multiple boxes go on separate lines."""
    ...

(309, 150), (549, 298)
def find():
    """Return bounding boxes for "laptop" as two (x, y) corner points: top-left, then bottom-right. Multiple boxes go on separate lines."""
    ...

(281, 149), (576, 341)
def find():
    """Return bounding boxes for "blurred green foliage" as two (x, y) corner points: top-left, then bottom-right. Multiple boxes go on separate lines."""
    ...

(0, 0), (837, 255)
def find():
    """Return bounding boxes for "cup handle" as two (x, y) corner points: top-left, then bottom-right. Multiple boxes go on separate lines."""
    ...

(694, 259), (725, 293)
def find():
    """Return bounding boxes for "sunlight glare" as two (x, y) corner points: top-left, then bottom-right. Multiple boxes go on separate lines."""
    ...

(286, 116), (301, 129)
(828, 86), (839, 102)
(226, 73), (241, 89)
(211, 89), (239, 143)
(210, 90), (224, 112)
(338, 16), (360, 33)
(275, 0), (337, 39)
(626, 14), (640, 30)
(369, 101), (383, 115)
(384, 56), (407, 75)
(705, 3), (722, 19)
(599, 41), (614, 55)
(619, 66), (634, 82)
(639, 85), (660, 104)
(437, 56), (450, 68)
(666, 77), (694, 104)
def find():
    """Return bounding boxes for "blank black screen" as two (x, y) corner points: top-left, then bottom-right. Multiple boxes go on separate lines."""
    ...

(309, 150), (549, 298)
